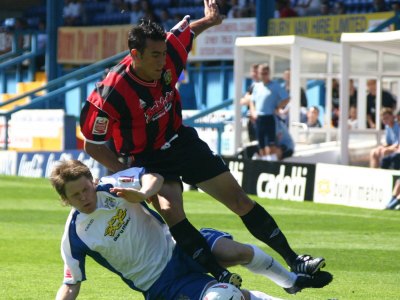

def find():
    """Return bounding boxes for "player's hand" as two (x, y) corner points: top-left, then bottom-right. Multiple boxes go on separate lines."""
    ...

(218, 271), (243, 288)
(110, 187), (147, 203)
(204, 0), (224, 26)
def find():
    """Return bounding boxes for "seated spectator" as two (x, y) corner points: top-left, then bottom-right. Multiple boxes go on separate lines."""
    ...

(319, 0), (331, 15)
(128, 1), (144, 24)
(348, 105), (358, 129)
(349, 79), (358, 107)
(63, 0), (83, 26)
(386, 178), (400, 210)
(306, 106), (322, 128)
(254, 115), (294, 161)
(139, 0), (160, 23)
(369, 108), (400, 168)
(159, 8), (175, 31)
(35, 19), (47, 71)
(280, 68), (308, 124)
(366, 79), (397, 129)
(333, 1), (346, 14)
(371, 0), (389, 12)
(276, 0), (298, 18)
(292, 0), (320, 16)
(218, 0), (233, 17)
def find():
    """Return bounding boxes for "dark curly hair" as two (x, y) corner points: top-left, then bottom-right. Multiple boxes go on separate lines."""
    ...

(128, 19), (166, 54)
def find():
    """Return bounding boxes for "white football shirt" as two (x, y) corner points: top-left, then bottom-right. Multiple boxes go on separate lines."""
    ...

(60, 167), (175, 292)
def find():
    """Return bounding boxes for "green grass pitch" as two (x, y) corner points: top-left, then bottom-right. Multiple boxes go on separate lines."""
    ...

(1, 175), (399, 299)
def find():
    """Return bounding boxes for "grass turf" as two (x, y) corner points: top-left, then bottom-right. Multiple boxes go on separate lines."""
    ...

(0, 175), (399, 299)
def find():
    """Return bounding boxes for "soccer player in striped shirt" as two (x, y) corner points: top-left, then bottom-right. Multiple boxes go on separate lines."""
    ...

(80, 0), (326, 286)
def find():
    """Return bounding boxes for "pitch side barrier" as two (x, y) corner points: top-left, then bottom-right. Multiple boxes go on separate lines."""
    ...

(1, 151), (399, 210)
(0, 150), (107, 179)
(223, 157), (400, 210)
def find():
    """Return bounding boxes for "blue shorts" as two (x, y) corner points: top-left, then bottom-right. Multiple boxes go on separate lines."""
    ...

(144, 228), (233, 300)
(132, 126), (229, 186)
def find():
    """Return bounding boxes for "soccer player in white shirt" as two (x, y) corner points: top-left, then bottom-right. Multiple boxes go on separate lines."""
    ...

(51, 160), (332, 300)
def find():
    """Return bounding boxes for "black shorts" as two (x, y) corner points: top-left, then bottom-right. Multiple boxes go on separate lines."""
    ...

(256, 114), (276, 148)
(132, 126), (229, 186)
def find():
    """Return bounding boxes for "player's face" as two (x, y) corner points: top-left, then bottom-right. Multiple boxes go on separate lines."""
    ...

(134, 39), (167, 81)
(64, 176), (97, 214)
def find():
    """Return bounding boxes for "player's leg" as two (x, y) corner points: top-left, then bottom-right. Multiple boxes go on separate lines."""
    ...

(209, 234), (332, 294)
(197, 172), (325, 275)
(211, 236), (296, 289)
(179, 127), (324, 275)
(152, 180), (241, 286)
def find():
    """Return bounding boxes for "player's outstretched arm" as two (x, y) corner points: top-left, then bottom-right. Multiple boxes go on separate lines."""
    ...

(190, 0), (224, 37)
(55, 283), (80, 300)
(110, 173), (164, 203)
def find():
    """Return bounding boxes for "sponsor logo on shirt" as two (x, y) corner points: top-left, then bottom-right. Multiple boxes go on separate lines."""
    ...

(163, 69), (172, 85)
(104, 197), (117, 209)
(104, 208), (130, 241)
(84, 219), (94, 231)
(144, 91), (174, 123)
(92, 117), (109, 135)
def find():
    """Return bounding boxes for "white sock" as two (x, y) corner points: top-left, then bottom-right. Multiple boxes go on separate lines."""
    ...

(250, 290), (284, 300)
(242, 245), (297, 288)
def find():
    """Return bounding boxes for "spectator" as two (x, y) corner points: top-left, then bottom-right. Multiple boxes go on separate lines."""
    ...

(306, 106), (322, 128)
(276, 0), (298, 18)
(274, 115), (295, 160)
(281, 68), (308, 123)
(240, 63), (259, 142)
(331, 79), (358, 128)
(35, 19), (47, 71)
(159, 9), (175, 31)
(218, 0), (233, 16)
(139, 0), (160, 23)
(319, 0), (331, 15)
(386, 178), (400, 210)
(369, 108), (400, 168)
(371, 0), (389, 12)
(333, 1), (346, 14)
(331, 79), (340, 127)
(292, 0), (320, 16)
(63, 0), (83, 26)
(349, 79), (358, 107)
(348, 105), (358, 129)
(366, 79), (397, 129)
(249, 63), (290, 160)
(128, 1), (144, 24)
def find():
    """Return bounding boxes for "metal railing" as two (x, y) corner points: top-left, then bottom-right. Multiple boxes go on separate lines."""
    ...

(0, 50), (129, 150)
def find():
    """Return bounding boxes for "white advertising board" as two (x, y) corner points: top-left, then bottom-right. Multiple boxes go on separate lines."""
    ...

(188, 18), (256, 61)
(314, 163), (398, 210)
(7, 109), (65, 150)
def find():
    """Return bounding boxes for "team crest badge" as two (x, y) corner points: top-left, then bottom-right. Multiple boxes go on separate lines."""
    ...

(92, 117), (109, 135)
(163, 70), (172, 85)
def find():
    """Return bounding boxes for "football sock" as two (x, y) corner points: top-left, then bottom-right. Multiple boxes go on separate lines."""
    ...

(241, 202), (297, 265)
(169, 218), (228, 280)
(242, 244), (296, 288)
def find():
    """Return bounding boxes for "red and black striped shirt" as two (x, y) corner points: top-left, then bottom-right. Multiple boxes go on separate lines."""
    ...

(80, 17), (193, 156)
